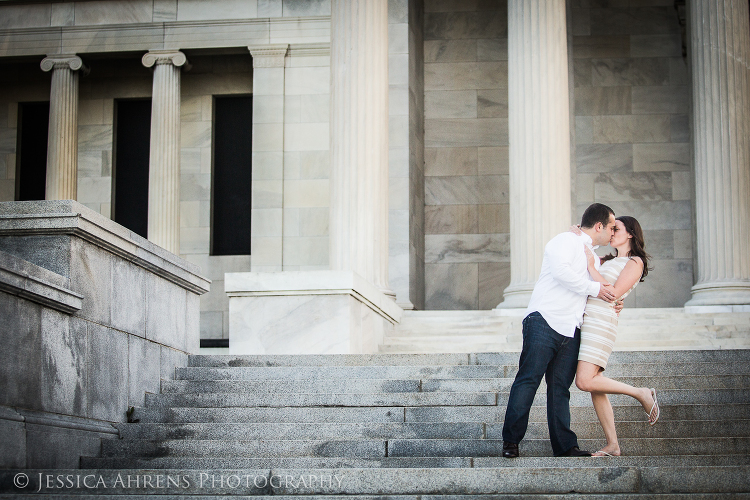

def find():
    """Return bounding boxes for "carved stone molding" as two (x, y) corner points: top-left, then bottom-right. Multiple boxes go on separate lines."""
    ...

(142, 50), (188, 68)
(288, 43), (330, 58)
(248, 44), (289, 68)
(40, 54), (87, 74)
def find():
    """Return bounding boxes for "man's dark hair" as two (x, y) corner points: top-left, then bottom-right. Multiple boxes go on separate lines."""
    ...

(580, 203), (615, 229)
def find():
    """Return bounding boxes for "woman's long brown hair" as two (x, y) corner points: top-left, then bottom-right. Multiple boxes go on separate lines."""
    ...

(601, 215), (652, 282)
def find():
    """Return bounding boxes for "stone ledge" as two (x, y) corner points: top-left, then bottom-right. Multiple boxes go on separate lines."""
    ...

(0, 201), (210, 296)
(0, 250), (82, 314)
(0, 405), (118, 436)
(225, 270), (402, 324)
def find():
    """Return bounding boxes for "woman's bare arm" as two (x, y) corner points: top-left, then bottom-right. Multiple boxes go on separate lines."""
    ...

(610, 257), (643, 299)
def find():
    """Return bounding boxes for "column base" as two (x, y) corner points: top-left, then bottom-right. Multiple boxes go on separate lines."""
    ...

(225, 270), (403, 355)
(684, 281), (750, 307)
(494, 283), (534, 310)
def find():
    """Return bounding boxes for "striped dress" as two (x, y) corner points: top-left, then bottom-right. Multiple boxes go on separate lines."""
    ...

(578, 256), (638, 370)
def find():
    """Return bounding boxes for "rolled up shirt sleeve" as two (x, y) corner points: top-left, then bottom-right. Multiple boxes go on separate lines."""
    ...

(547, 240), (601, 297)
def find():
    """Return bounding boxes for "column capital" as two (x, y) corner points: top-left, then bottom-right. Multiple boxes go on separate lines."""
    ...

(142, 50), (188, 69)
(248, 44), (289, 68)
(40, 54), (86, 73)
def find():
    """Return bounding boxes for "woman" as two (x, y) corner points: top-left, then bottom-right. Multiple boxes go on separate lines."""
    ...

(573, 216), (659, 457)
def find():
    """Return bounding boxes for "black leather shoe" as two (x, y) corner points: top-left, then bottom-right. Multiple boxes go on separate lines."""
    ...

(559, 446), (592, 457)
(502, 441), (519, 458)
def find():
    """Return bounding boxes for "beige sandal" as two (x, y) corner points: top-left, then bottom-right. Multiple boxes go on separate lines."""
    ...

(647, 388), (660, 426)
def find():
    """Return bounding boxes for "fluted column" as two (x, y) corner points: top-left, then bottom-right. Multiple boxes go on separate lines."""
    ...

(330, 0), (392, 296)
(496, 0), (572, 309)
(686, 1), (750, 306)
(142, 50), (187, 255)
(41, 54), (86, 201)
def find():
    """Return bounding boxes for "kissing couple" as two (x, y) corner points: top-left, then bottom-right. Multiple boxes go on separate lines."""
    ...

(501, 203), (659, 458)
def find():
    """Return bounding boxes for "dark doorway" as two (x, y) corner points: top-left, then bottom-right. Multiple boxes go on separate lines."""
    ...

(113, 99), (151, 239)
(212, 95), (252, 256)
(15, 101), (50, 201)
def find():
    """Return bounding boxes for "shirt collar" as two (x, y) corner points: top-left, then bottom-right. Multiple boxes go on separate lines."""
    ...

(580, 231), (599, 250)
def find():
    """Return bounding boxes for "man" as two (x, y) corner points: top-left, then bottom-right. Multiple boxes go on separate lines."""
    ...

(501, 203), (618, 458)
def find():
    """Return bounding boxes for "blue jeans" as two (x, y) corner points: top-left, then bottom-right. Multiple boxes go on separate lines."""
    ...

(502, 312), (581, 456)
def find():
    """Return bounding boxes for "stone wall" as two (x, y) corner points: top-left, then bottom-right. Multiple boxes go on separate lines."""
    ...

(389, 0), (425, 310)
(0, 200), (209, 468)
(422, 1), (510, 310)
(571, 1), (693, 308)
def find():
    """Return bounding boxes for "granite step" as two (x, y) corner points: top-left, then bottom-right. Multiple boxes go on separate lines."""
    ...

(99, 436), (750, 460)
(114, 419), (750, 441)
(130, 403), (750, 424)
(189, 350), (750, 366)
(174, 361), (750, 380)
(80, 453), (750, 470)
(160, 374), (750, 394)
(2, 467), (749, 495)
(142, 388), (749, 409)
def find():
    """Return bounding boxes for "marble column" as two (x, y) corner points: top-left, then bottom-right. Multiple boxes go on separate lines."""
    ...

(142, 50), (187, 255)
(686, 0), (750, 306)
(248, 44), (288, 272)
(40, 54), (86, 201)
(330, 0), (392, 297)
(496, 0), (572, 309)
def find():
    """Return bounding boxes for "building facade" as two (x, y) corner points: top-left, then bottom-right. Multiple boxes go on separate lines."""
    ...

(0, 0), (748, 347)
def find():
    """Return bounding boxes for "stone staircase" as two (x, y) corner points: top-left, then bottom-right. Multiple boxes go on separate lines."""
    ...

(380, 309), (750, 352)
(3, 349), (746, 497)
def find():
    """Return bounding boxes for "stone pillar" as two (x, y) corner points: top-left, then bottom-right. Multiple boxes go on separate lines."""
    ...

(142, 50), (187, 255)
(330, 0), (392, 296)
(247, 44), (288, 272)
(40, 54), (86, 201)
(685, 1), (750, 306)
(496, 0), (572, 309)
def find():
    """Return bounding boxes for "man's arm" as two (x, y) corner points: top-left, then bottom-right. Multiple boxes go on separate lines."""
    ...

(547, 237), (615, 301)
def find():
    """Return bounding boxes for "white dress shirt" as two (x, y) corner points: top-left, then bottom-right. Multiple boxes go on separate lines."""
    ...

(525, 231), (602, 338)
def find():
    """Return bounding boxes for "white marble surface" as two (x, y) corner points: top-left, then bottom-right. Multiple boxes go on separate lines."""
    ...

(227, 270), (398, 355)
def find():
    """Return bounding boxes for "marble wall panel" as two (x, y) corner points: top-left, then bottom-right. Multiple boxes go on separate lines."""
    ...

(74, 1), (153, 25)
(424, 40), (477, 62)
(253, 208), (283, 237)
(176, 0), (258, 21)
(153, 0), (178, 21)
(127, 335), (160, 407)
(87, 323), (128, 422)
(630, 35), (682, 57)
(425, 263), (478, 310)
(180, 174), (211, 201)
(577, 173), (596, 203)
(425, 118), (508, 147)
(425, 147), (477, 177)
(258, 0), (283, 18)
(476, 204), (509, 234)
(673, 229), (691, 259)
(669, 57), (689, 85)
(283, 179), (328, 208)
(630, 7), (681, 34)
(284, 123), (329, 151)
(425, 233), (509, 264)
(300, 151), (330, 178)
(425, 175), (508, 205)
(424, 10), (507, 40)
(575, 86), (631, 115)
(631, 85), (689, 114)
(252, 180), (283, 209)
(0, 4), (52, 29)
(477, 38), (507, 61)
(576, 144), (633, 172)
(574, 59), (593, 87)
(179, 227), (210, 254)
(640, 229), (674, 260)
(631, 57), (670, 86)
(590, 8), (633, 36)
(572, 8), (591, 36)
(285, 67), (330, 95)
(593, 172), (672, 201)
(300, 95), (329, 123)
(587, 200), (691, 230)
(425, 205), (477, 234)
(476, 89), (507, 118)
(282, 237), (328, 266)
(425, 90), (477, 118)
(633, 259), (692, 308)
(478, 261), (510, 310)
(477, 146), (508, 175)
(592, 115), (670, 143)
(573, 36), (630, 58)
(425, 62), (507, 90)
(575, 116), (594, 144)
(670, 114), (689, 143)
(282, 0), (330, 17)
(299, 207), (328, 236)
(632, 143), (690, 171)
(671, 171), (691, 201)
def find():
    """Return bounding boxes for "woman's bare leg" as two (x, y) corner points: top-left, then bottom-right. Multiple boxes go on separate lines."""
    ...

(590, 391), (620, 456)
(576, 361), (655, 415)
